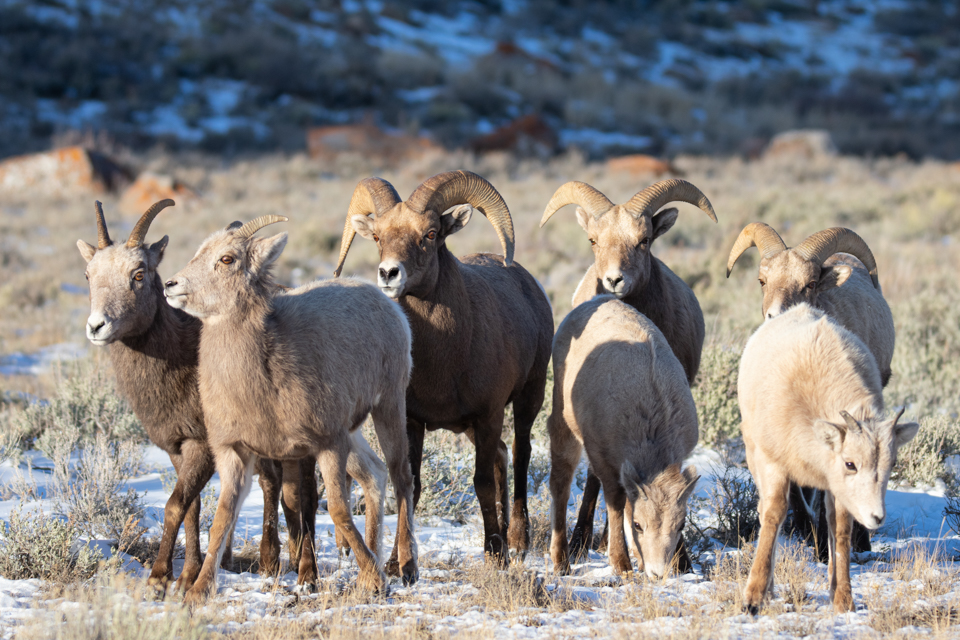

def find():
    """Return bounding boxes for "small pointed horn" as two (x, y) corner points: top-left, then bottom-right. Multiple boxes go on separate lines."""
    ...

(840, 411), (862, 434)
(624, 178), (718, 223)
(235, 215), (288, 239)
(94, 201), (112, 249)
(407, 170), (515, 265)
(793, 227), (880, 289)
(891, 406), (906, 425)
(334, 178), (402, 278)
(539, 181), (614, 227)
(126, 199), (175, 248)
(726, 222), (788, 277)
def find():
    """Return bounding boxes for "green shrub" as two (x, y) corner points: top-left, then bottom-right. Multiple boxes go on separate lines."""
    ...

(693, 344), (743, 447)
(0, 506), (101, 582)
(892, 415), (960, 489)
(416, 435), (477, 523)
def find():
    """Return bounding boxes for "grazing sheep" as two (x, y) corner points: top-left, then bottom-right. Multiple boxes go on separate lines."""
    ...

(164, 216), (417, 603)
(548, 295), (699, 577)
(77, 200), (316, 592)
(737, 303), (918, 613)
(540, 178), (717, 559)
(333, 170), (553, 564)
(726, 223), (895, 552)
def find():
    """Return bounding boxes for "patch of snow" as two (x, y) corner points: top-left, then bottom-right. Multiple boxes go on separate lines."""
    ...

(0, 343), (87, 377)
(560, 129), (654, 153)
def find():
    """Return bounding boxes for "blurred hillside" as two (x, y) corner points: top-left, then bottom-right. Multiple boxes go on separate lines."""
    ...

(0, 0), (957, 159)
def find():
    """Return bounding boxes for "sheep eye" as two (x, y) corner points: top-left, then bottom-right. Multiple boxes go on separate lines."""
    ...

(221, 255), (234, 265)
(633, 522), (643, 532)
(373, 234), (380, 243)
(639, 238), (649, 248)
(426, 231), (436, 241)
(589, 239), (597, 246)
(845, 461), (857, 472)
(84, 273), (89, 281)
(134, 272), (144, 282)
(807, 281), (817, 290)
(759, 279), (766, 287)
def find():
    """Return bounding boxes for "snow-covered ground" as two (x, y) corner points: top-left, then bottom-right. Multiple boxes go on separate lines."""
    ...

(0, 445), (956, 638)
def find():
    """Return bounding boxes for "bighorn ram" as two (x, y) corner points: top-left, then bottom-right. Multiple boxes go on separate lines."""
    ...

(334, 170), (553, 563)
(164, 216), (417, 603)
(77, 200), (318, 592)
(540, 178), (717, 558)
(726, 223), (895, 552)
(737, 303), (918, 613)
(548, 296), (699, 577)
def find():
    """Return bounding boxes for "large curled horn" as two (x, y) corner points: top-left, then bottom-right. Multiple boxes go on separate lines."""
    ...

(126, 199), (175, 248)
(235, 215), (288, 239)
(624, 179), (718, 223)
(793, 227), (879, 288)
(539, 181), (614, 227)
(726, 222), (788, 277)
(406, 170), (515, 265)
(334, 178), (402, 278)
(94, 201), (112, 249)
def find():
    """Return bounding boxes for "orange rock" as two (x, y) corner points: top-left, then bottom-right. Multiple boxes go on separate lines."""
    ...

(0, 146), (130, 196)
(306, 124), (440, 164)
(119, 173), (197, 215)
(764, 130), (837, 160)
(606, 154), (681, 177)
(468, 114), (558, 156)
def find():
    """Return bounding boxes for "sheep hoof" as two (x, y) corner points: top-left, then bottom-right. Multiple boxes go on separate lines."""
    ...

(744, 603), (759, 616)
(401, 562), (419, 587)
(384, 558), (401, 577)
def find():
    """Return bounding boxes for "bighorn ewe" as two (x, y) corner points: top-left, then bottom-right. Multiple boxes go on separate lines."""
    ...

(737, 303), (918, 613)
(726, 223), (895, 552)
(77, 200), (315, 592)
(540, 178), (717, 558)
(334, 170), (553, 563)
(548, 296), (699, 577)
(164, 216), (417, 603)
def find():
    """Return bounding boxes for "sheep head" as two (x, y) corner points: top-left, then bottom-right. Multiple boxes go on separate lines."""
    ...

(813, 408), (918, 530)
(541, 179), (717, 299)
(727, 223), (880, 320)
(621, 462), (699, 579)
(76, 200), (174, 345)
(164, 216), (288, 320)
(333, 170), (515, 299)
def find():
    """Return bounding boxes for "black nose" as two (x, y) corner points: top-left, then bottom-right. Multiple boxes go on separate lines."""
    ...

(89, 320), (105, 334)
(379, 266), (399, 281)
(606, 275), (623, 288)
(164, 279), (177, 289)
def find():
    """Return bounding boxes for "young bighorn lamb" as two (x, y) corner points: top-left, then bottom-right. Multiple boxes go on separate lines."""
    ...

(737, 303), (918, 614)
(540, 178), (717, 559)
(164, 216), (417, 603)
(77, 200), (312, 592)
(726, 223), (894, 552)
(334, 170), (553, 564)
(548, 296), (699, 577)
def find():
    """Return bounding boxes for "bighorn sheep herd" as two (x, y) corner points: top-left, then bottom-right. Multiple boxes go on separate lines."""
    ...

(75, 170), (914, 616)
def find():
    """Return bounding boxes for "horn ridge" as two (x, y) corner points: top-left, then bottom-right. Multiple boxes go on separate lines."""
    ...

(625, 178), (718, 223)
(793, 227), (880, 288)
(726, 222), (788, 277)
(539, 181), (614, 228)
(334, 177), (402, 278)
(94, 200), (112, 249)
(126, 199), (175, 248)
(235, 215), (288, 239)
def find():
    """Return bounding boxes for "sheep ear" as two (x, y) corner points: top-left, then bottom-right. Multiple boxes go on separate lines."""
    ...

(77, 240), (97, 263)
(225, 220), (243, 231)
(350, 215), (377, 240)
(814, 419), (845, 452)
(250, 233), (287, 273)
(891, 409), (919, 449)
(620, 460), (645, 502)
(574, 206), (590, 233)
(146, 235), (168, 269)
(440, 204), (473, 238)
(652, 207), (679, 240)
(818, 265), (852, 292)
(680, 466), (700, 501)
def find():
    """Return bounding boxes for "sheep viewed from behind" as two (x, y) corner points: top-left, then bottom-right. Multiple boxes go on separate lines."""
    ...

(548, 295), (699, 577)
(737, 303), (918, 613)
(333, 170), (553, 565)
(540, 178), (717, 559)
(164, 216), (418, 604)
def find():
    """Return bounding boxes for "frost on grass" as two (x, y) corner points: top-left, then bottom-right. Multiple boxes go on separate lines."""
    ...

(893, 415), (960, 490)
(0, 506), (100, 582)
(686, 463), (760, 565)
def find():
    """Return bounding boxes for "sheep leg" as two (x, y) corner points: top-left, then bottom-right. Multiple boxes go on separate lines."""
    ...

(569, 471), (602, 560)
(600, 483), (632, 575)
(318, 444), (385, 593)
(787, 483), (816, 544)
(473, 412), (508, 566)
(673, 535), (693, 574)
(548, 411), (582, 575)
(183, 448), (256, 606)
(255, 459), (282, 576)
(346, 431), (387, 568)
(386, 419), (424, 578)
(742, 465), (789, 615)
(149, 441), (214, 594)
(825, 492), (855, 612)
(371, 399), (418, 586)
(508, 394), (540, 557)
(495, 438), (510, 542)
(285, 458), (319, 587)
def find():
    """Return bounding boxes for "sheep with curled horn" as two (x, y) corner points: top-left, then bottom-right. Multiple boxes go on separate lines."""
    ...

(726, 222), (895, 555)
(77, 202), (385, 595)
(165, 215), (418, 604)
(737, 303), (918, 614)
(334, 170), (553, 565)
(539, 178), (718, 562)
